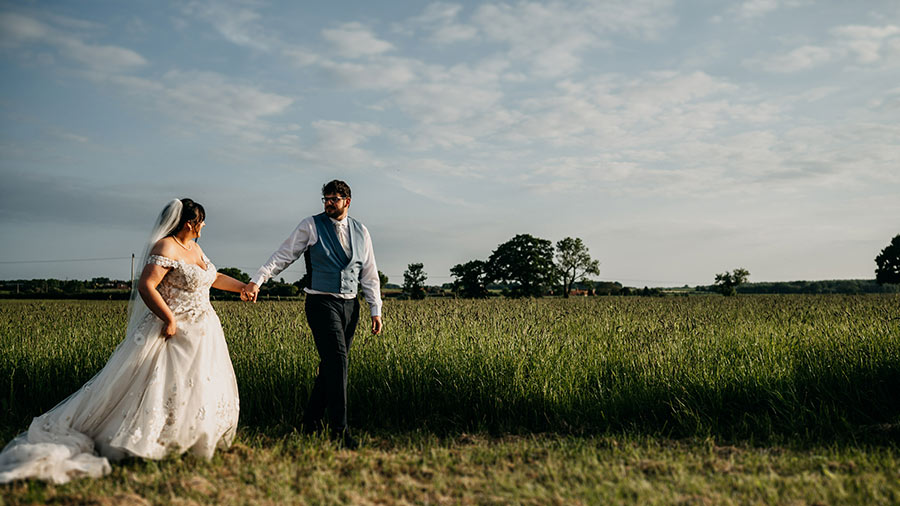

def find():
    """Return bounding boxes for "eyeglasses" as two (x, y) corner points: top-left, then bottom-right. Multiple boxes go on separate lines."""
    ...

(322, 196), (346, 204)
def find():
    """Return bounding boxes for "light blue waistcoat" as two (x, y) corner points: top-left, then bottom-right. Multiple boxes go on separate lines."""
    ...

(305, 212), (366, 294)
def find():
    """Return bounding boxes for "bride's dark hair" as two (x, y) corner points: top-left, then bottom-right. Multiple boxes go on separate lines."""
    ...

(168, 198), (205, 236)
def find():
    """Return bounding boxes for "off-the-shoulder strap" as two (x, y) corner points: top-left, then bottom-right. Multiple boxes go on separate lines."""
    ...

(147, 254), (179, 269)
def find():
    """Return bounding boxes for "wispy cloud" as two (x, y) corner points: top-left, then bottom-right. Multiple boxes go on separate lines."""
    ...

(744, 23), (900, 72)
(726, 0), (810, 21)
(272, 120), (382, 170)
(737, 0), (778, 19)
(0, 12), (147, 73)
(404, 2), (478, 44)
(179, 0), (273, 50)
(99, 70), (294, 147)
(160, 70), (293, 136)
(744, 44), (833, 73)
(322, 22), (394, 58)
(318, 56), (419, 90)
(471, 0), (675, 77)
(831, 24), (900, 64)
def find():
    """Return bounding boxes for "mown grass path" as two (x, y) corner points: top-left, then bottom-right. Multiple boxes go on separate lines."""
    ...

(1, 296), (899, 503)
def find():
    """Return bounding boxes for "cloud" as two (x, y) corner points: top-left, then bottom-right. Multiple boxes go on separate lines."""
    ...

(471, 0), (675, 77)
(59, 38), (147, 71)
(830, 24), (900, 64)
(179, 0), (272, 50)
(0, 12), (147, 73)
(101, 70), (293, 146)
(725, 0), (810, 21)
(271, 120), (382, 170)
(743, 44), (833, 72)
(385, 172), (476, 207)
(745, 24), (900, 73)
(0, 12), (49, 46)
(0, 10), (298, 155)
(431, 23), (479, 44)
(319, 57), (419, 90)
(282, 46), (320, 66)
(737, 0), (779, 19)
(392, 80), (503, 125)
(157, 70), (293, 144)
(507, 71), (745, 150)
(405, 2), (478, 44)
(322, 22), (394, 58)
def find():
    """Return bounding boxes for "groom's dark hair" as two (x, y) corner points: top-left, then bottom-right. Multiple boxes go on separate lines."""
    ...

(322, 180), (351, 199)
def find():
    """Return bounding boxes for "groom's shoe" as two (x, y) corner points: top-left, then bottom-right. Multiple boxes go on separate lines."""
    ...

(331, 429), (360, 450)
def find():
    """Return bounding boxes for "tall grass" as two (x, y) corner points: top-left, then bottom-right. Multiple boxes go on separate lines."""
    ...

(1, 296), (898, 442)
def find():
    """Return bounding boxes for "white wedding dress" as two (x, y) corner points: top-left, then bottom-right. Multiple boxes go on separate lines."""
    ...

(0, 254), (239, 484)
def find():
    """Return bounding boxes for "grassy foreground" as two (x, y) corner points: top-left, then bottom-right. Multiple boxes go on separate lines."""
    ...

(1, 296), (899, 503)
(3, 431), (900, 505)
(2, 296), (899, 439)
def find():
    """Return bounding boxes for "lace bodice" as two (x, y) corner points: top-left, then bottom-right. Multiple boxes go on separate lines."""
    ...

(147, 255), (217, 322)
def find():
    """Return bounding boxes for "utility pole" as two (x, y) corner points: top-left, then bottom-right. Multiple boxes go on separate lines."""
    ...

(131, 253), (135, 290)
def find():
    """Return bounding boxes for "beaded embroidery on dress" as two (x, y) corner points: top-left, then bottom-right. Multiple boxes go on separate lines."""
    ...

(0, 255), (239, 484)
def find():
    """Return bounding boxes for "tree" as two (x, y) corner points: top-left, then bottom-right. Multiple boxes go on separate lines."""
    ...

(217, 267), (250, 283)
(262, 277), (299, 297)
(450, 260), (489, 298)
(403, 263), (427, 300)
(486, 234), (556, 297)
(378, 270), (389, 290)
(714, 268), (750, 296)
(875, 234), (900, 285)
(555, 237), (600, 298)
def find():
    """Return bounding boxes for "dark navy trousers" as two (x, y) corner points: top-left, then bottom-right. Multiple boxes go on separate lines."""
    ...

(302, 294), (360, 432)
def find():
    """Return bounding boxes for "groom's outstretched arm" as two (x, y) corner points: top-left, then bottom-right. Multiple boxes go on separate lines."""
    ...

(245, 219), (314, 302)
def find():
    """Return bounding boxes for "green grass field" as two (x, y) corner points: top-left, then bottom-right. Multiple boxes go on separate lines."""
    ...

(1, 296), (899, 504)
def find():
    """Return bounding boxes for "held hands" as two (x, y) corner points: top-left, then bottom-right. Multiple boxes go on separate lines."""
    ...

(241, 282), (259, 302)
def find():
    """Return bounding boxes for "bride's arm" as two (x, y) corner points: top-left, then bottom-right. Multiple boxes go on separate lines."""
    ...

(138, 263), (178, 338)
(138, 239), (179, 338)
(194, 244), (247, 294)
(212, 273), (247, 293)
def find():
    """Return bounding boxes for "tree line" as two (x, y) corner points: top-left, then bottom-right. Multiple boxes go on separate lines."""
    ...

(2, 233), (898, 299)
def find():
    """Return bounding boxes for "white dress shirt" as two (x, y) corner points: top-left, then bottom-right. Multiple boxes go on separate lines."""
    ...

(251, 215), (383, 317)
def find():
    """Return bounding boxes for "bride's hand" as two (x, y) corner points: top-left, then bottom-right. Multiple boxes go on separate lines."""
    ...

(163, 320), (177, 339)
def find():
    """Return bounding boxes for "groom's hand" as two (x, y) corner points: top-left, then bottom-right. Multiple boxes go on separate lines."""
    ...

(371, 315), (382, 335)
(242, 282), (260, 302)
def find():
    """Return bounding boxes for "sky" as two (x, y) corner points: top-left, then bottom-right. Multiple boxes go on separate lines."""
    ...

(1, 0), (898, 287)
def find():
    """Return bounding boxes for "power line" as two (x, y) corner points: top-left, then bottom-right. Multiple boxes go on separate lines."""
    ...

(0, 256), (132, 265)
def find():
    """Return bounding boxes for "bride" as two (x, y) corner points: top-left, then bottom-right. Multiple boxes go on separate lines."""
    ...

(0, 198), (247, 484)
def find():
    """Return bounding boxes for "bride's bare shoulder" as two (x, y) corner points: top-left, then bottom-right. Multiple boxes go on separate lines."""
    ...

(149, 237), (179, 259)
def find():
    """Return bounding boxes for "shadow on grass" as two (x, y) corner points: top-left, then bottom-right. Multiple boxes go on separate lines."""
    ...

(3, 354), (899, 448)
(234, 357), (900, 446)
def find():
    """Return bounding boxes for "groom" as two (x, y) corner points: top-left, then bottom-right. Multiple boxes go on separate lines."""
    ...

(243, 180), (383, 449)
